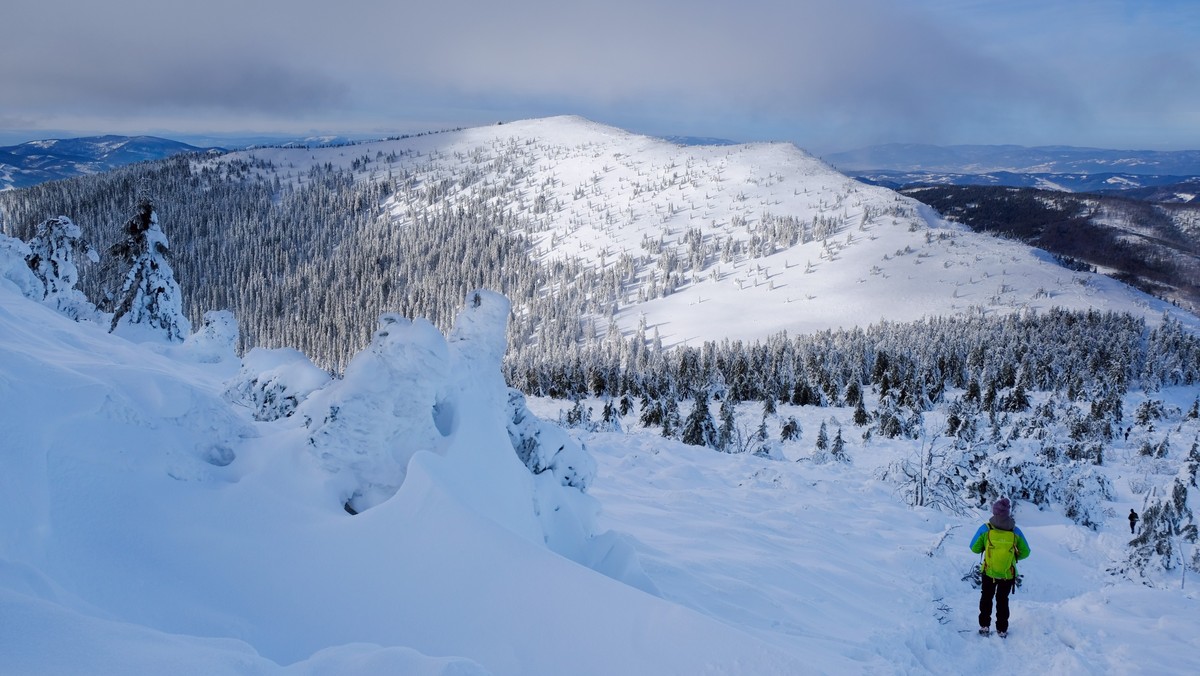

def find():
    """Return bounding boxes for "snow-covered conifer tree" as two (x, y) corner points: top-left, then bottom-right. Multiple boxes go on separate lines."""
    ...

(108, 196), (191, 341)
(681, 391), (717, 448)
(717, 398), (736, 452)
(1126, 478), (1198, 585)
(780, 416), (801, 442)
(830, 427), (847, 462)
(25, 215), (98, 320)
(0, 233), (45, 299)
(660, 393), (681, 439)
(853, 398), (869, 426)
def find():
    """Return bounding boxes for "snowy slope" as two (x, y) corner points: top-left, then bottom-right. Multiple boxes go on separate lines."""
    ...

(4, 264), (1199, 675)
(0, 279), (811, 676)
(528, 397), (1200, 676)
(212, 116), (1191, 350)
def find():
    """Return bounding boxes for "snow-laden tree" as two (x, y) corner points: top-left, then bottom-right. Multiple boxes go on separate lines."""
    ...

(182, 310), (239, 364)
(681, 391), (717, 448)
(560, 397), (593, 430)
(24, 215), (98, 320)
(830, 427), (848, 462)
(108, 197), (190, 341)
(0, 233), (44, 298)
(880, 430), (972, 515)
(507, 389), (595, 489)
(224, 346), (331, 421)
(1125, 478), (1198, 587)
(717, 398), (737, 451)
(780, 416), (801, 442)
(1058, 465), (1114, 531)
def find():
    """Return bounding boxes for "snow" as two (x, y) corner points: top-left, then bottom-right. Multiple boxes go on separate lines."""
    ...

(532, 398), (1200, 675)
(4, 271), (1200, 674)
(0, 280), (807, 675)
(3, 116), (1200, 674)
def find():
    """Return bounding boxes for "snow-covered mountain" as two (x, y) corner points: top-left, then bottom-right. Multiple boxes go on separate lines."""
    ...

(221, 116), (1190, 339)
(826, 143), (1200, 203)
(3, 116), (1193, 373)
(895, 184), (1200, 312)
(0, 135), (220, 190)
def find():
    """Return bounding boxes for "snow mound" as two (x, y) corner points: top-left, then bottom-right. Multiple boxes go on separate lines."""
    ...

(5, 283), (786, 674)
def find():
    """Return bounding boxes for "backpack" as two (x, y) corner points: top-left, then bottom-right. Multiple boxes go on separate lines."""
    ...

(981, 525), (1019, 580)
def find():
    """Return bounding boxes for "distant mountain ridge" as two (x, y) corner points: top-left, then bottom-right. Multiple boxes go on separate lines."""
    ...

(826, 143), (1200, 175)
(827, 143), (1200, 204)
(852, 170), (1200, 203)
(0, 135), (220, 190)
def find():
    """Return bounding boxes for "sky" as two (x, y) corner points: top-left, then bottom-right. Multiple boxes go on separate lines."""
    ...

(2, 0), (1198, 153)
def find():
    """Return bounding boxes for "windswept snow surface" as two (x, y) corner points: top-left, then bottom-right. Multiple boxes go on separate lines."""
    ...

(0, 281), (807, 675)
(4, 264), (1199, 675)
(528, 398), (1200, 676)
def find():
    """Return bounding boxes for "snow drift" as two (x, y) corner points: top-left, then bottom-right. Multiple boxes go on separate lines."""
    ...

(0, 258), (801, 674)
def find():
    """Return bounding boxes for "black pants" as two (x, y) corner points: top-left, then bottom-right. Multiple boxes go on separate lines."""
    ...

(978, 575), (1015, 632)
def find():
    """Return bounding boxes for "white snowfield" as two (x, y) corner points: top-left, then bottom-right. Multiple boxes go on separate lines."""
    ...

(0, 281), (807, 675)
(3, 272), (1199, 675)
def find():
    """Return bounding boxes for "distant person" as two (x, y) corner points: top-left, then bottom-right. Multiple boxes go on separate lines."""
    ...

(970, 497), (1031, 637)
(1129, 509), (1139, 534)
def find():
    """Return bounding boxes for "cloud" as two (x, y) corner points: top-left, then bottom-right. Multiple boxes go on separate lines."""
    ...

(1, 0), (1197, 150)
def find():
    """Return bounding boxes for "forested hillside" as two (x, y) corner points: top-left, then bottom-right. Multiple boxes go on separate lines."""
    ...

(902, 185), (1200, 310)
(5, 118), (1188, 378)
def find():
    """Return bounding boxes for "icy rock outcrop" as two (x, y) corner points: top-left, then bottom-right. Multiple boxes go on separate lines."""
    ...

(298, 290), (652, 591)
(304, 313), (451, 513)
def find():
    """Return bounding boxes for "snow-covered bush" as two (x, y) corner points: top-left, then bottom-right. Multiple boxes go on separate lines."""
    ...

(879, 434), (972, 514)
(224, 346), (331, 421)
(981, 447), (1115, 529)
(25, 215), (98, 321)
(978, 449), (1055, 507)
(303, 313), (451, 512)
(1057, 464), (1115, 530)
(509, 389), (596, 490)
(0, 233), (44, 299)
(182, 310), (239, 364)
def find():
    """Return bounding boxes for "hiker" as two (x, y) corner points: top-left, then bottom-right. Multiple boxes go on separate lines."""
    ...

(970, 497), (1031, 637)
(1129, 509), (1138, 534)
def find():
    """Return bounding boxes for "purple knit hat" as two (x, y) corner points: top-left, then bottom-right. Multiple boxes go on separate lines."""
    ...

(992, 497), (1012, 518)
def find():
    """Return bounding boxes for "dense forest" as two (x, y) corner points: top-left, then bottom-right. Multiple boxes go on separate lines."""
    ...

(0, 146), (857, 373)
